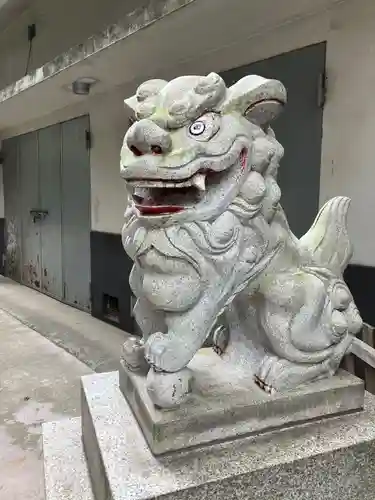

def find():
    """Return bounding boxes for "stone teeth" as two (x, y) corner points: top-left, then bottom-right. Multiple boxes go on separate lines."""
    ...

(126, 173), (206, 190)
(192, 173), (206, 191)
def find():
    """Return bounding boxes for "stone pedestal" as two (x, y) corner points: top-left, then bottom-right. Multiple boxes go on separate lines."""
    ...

(119, 349), (364, 454)
(42, 354), (375, 500)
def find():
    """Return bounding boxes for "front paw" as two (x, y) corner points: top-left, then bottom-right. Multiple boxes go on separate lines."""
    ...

(145, 332), (183, 372)
(121, 336), (148, 373)
(144, 332), (196, 372)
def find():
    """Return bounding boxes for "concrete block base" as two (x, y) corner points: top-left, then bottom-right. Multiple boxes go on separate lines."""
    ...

(44, 370), (375, 500)
(83, 371), (375, 499)
(119, 349), (365, 454)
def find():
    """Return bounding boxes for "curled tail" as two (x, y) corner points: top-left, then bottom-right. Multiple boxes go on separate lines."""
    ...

(298, 196), (353, 276)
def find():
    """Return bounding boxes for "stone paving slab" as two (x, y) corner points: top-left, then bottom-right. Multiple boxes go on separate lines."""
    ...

(43, 418), (94, 500)
(0, 308), (92, 500)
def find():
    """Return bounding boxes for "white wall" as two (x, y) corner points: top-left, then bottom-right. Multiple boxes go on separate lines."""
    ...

(320, 1), (375, 267)
(164, 0), (375, 267)
(1, 0), (375, 267)
(89, 88), (132, 233)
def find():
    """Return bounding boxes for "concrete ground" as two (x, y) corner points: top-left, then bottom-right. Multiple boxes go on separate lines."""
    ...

(0, 276), (131, 499)
(0, 309), (92, 500)
(0, 276), (129, 373)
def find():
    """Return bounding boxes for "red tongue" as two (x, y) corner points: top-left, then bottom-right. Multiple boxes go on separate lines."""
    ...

(240, 148), (248, 170)
(136, 204), (184, 215)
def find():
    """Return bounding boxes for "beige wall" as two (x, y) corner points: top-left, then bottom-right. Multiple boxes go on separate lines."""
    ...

(1, 0), (375, 266)
(0, 0), (143, 89)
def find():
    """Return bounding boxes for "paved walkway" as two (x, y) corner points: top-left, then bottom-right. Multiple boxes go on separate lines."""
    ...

(0, 308), (92, 500)
(0, 276), (129, 373)
(0, 277), (130, 499)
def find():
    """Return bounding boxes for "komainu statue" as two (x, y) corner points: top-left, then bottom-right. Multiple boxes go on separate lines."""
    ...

(120, 72), (363, 408)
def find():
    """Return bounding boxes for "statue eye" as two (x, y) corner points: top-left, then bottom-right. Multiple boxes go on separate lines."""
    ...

(189, 120), (206, 136)
(187, 113), (220, 141)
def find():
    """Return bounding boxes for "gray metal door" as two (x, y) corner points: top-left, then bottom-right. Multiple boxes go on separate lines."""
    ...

(38, 124), (63, 299)
(61, 116), (91, 311)
(2, 115), (91, 312)
(221, 43), (326, 237)
(19, 131), (42, 289)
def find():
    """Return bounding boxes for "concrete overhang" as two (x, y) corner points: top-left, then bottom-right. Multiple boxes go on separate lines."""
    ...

(0, 0), (34, 32)
(0, 0), (341, 133)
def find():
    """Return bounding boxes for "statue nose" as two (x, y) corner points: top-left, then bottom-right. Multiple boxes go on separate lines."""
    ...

(126, 119), (172, 156)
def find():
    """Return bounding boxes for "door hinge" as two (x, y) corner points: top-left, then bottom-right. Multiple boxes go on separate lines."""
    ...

(317, 72), (327, 109)
(85, 130), (92, 150)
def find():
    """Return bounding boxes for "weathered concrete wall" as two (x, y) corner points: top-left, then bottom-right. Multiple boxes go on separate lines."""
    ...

(0, 0), (144, 89)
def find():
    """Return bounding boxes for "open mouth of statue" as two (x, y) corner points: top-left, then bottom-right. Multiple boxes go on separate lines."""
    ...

(126, 148), (248, 216)
(129, 171), (213, 215)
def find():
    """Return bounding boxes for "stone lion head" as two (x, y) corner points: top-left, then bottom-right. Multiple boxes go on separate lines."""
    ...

(121, 72), (286, 226)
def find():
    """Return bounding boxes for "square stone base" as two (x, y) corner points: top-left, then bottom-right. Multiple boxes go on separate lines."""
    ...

(119, 349), (364, 454)
(76, 371), (375, 500)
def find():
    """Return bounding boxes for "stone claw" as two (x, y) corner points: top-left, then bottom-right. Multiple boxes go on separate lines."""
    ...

(212, 324), (230, 356)
(254, 374), (275, 394)
(121, 336), (148, 373)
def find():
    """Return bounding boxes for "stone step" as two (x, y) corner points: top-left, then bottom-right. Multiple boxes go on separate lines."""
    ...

(80, 370), (375, 500)
(42, 417), (94, 500)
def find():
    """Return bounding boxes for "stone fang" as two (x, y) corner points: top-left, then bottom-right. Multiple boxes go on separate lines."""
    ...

(192, 172), (206, 191)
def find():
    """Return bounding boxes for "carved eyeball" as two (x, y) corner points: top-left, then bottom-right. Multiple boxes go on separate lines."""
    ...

(187, 113), (220, 141)
(189, 120), (205, 136)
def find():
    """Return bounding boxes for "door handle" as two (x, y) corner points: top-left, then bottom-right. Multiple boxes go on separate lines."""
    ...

(30, 209), (49, 223)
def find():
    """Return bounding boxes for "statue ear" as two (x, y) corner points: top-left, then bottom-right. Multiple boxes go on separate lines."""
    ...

(219, 75), (287, 127)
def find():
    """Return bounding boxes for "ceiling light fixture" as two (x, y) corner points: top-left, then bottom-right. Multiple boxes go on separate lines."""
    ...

(71, 77), (98, 95)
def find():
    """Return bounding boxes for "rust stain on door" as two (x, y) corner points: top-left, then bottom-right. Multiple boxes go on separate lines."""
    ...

(5, 218), (20, 281)
(23, 260), (40, 289)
